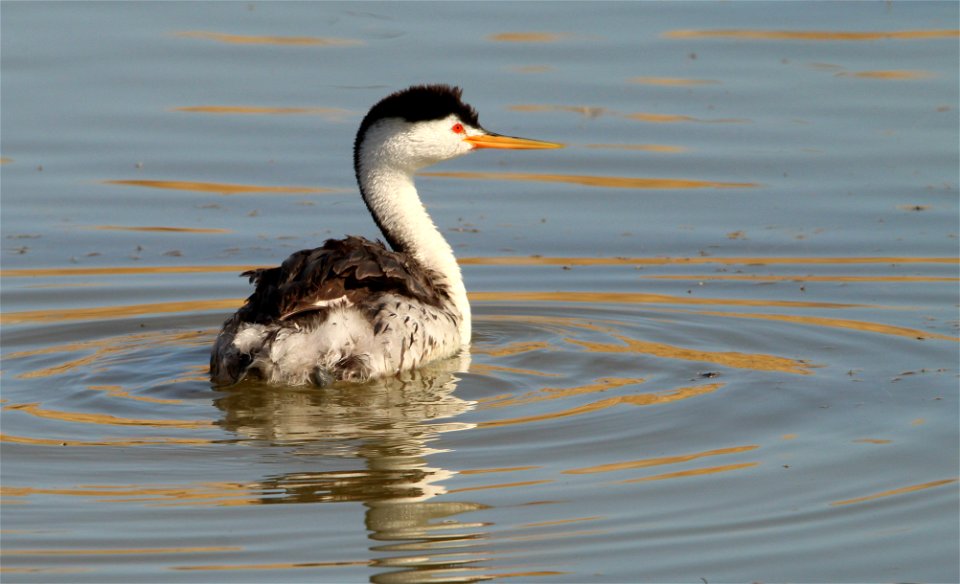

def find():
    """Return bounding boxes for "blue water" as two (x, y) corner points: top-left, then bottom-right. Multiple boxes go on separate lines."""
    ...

(2, 2), (958, 582)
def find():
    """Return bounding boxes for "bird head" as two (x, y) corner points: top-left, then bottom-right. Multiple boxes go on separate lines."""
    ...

(354, 84), (563, 175)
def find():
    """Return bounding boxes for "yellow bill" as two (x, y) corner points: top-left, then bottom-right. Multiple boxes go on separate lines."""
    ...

(465, 133), (565, 150)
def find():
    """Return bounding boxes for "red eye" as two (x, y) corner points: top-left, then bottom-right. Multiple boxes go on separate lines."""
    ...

(451, 123), (465, 134)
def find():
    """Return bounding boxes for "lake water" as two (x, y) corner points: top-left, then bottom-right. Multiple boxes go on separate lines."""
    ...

(2, 2), (958, 582)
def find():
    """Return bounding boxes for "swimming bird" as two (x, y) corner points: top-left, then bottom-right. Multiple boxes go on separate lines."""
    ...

(211, 84), (563, 386)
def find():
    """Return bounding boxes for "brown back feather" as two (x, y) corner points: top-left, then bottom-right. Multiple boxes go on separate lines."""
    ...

(238, 236), (448, 324)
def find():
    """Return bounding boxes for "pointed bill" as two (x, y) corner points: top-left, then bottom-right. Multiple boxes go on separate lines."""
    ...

(464, 133), (565, 150)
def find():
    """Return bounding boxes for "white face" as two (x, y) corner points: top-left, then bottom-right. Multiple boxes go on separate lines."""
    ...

(362, 114), (482, 173)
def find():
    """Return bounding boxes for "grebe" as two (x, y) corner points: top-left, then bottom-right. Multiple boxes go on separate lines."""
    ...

(211, 84), (563, 386)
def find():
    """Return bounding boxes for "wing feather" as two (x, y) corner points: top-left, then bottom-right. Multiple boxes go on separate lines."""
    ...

(237, 236), (448, 325)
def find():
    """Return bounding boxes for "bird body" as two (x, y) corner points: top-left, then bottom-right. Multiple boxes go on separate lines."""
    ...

(211, 85), (561, 386)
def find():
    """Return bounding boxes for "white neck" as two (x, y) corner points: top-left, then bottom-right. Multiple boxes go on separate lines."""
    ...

(356, 156), (471, 345)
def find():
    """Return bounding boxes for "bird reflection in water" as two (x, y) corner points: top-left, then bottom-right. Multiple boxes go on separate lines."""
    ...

(214, 353), (494, 583)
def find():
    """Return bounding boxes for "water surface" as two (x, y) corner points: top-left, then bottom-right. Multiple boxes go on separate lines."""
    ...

(2, 2), (958, 582)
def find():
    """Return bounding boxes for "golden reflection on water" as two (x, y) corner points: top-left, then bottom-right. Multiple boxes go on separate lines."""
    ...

(670, 308), (960, 342)
(0, 433), (215, 448)
(520, 516), (603, 529)
(3, 403), (213, 429)
(103, 179), (339, 195)
(471, 340), (553, 357)
(835, 70), (935, 80)
(617, 462), (760, 483)
(420, 171), (758, 189)
(459, 466), (542, 475)
(470, 290), (867, 310)
(86, 384), (182, 405)
(830, 478), (958, 506)
(173, 31), (363, 46)
(2, 286), (943, 355)
(1, 287), (950, 369)
(0, 568), (90, 575)
(0, 265), (254, 278)
(2, 546), (243, 556)
(467, 363), (562, 378)
(629, 76), (720, 86)
(0, 287), (856, 326)
(500, 529), (606, 544)
(4, 329), (209, 380)
(0, 483), (265, 508)
(446, 479), (554, 494)
(854, 438), (892, 445)
(564, 445), (759, 474)
(0, 299), (240, 325)
(479, 383), (724, 428)
(5, 330), (205, 367)
(545, 315), (636, 335)
(662, 29), (960, 41)
(0, 331), (214, 440)
(567, 334), (811, 374)
(480, 377), (646, 410)
(170, 560), (370, 572)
